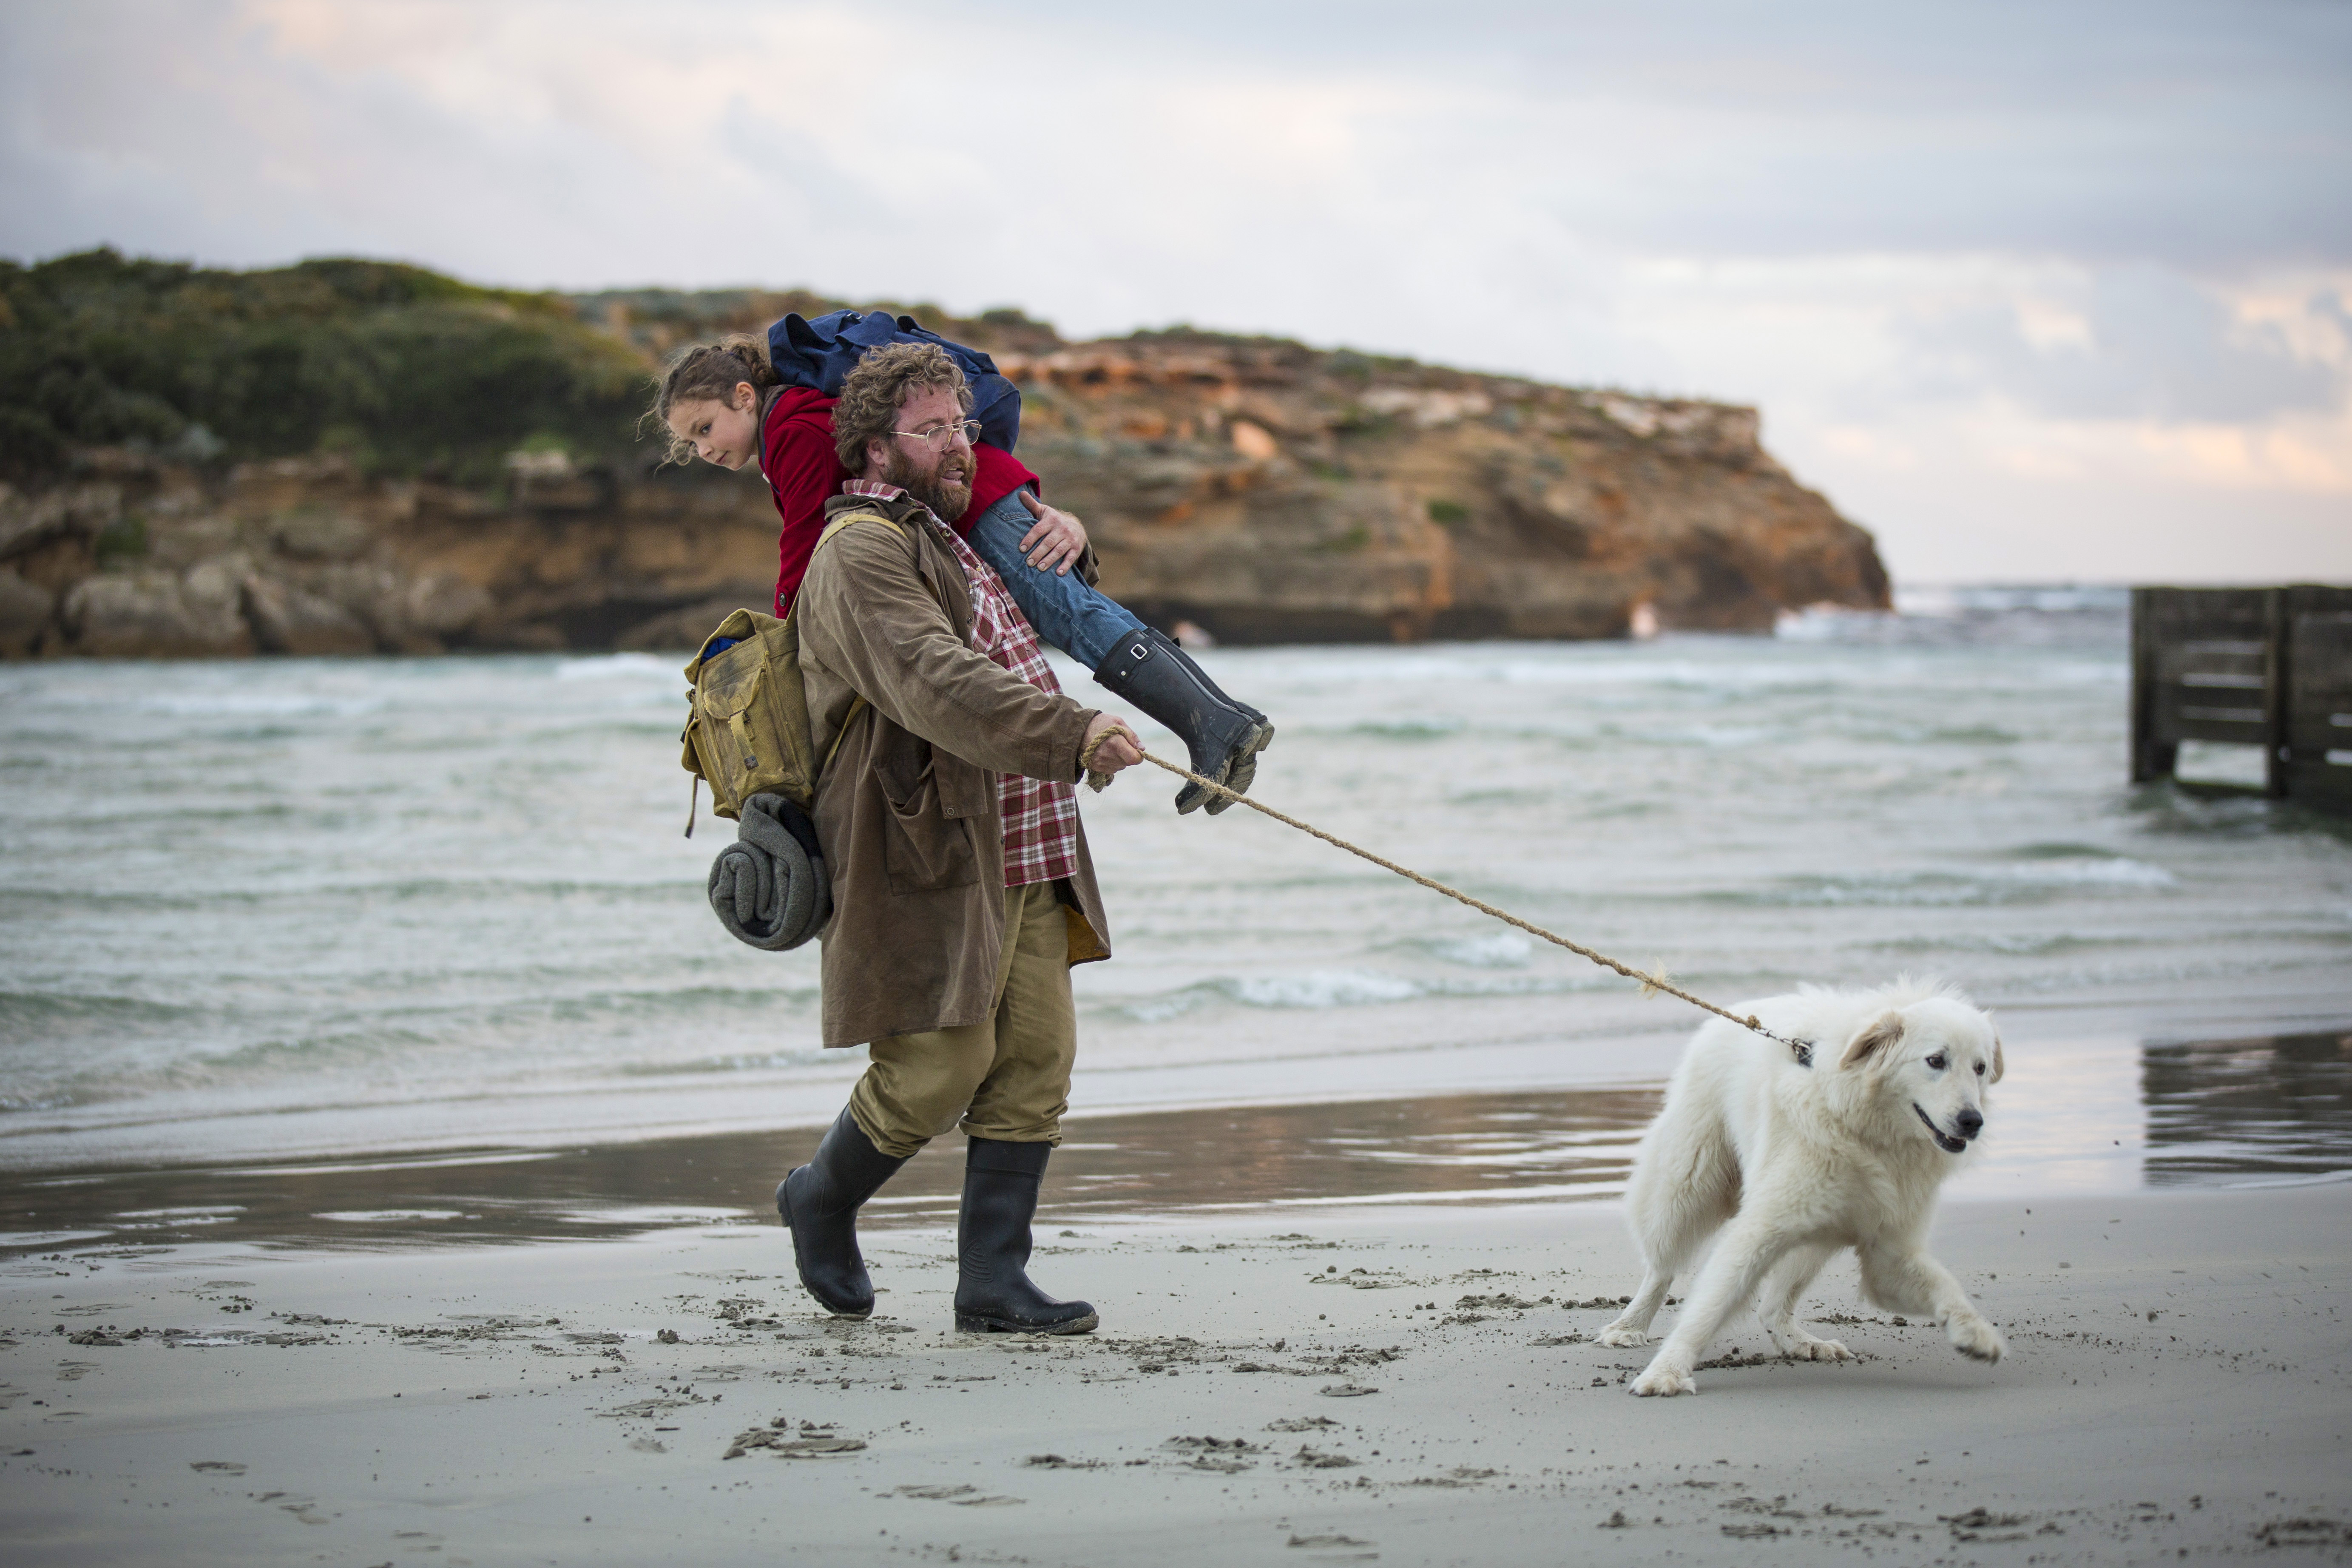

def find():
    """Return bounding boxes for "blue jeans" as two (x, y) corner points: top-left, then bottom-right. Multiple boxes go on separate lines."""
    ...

(963, 489), (1145, 673)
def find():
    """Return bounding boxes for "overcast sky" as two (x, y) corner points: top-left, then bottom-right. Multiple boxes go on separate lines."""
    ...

(5, 0), (2347, 585)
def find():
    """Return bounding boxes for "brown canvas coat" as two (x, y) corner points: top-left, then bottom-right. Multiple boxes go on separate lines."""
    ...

(797, 489), (1113, 1049)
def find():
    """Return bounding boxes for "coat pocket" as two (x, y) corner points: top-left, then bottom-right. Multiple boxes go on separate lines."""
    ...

(876, 736), (979, 894)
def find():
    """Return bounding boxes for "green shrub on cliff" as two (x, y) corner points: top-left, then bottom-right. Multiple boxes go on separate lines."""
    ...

(0, 249), (646, 484)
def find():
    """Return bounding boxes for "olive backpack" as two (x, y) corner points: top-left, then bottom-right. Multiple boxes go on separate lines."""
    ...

(677, 511), (902, 835)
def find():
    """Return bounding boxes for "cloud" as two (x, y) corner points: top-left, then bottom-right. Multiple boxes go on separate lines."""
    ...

(1, 0), (2346, 584)
(1898, 268), (2346, 423)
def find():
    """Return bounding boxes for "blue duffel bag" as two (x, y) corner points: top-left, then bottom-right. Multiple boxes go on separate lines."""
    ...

(767, 309), (1023, 453)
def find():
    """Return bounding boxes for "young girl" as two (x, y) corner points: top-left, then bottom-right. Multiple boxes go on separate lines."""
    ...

(651, 336), (1273, 815)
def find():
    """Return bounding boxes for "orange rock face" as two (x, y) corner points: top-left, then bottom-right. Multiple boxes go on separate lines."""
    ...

(997, 332), (1887, 644)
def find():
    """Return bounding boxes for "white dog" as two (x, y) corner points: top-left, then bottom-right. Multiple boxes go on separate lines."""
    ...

(1601, 979), (2006, 1397)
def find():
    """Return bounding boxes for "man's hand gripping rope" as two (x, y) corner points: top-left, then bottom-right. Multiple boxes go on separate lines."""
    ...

(1079, 717), (1142, 790)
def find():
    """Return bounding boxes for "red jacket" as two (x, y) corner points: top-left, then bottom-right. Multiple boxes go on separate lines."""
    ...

(759, 386), (1037, 617)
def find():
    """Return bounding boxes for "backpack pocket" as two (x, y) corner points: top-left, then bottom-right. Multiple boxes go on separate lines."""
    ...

(691, 632), (808, 819)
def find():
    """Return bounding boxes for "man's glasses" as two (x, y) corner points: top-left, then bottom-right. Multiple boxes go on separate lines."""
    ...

(892, 419), (982, 452)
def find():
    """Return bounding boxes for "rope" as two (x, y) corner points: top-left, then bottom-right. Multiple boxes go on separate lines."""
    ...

(1135, 748), (1816, 1062)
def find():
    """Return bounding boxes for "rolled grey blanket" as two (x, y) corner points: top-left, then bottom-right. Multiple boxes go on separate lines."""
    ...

(707, 792), (831, 951)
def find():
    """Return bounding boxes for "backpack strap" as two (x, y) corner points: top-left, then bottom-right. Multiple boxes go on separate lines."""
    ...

(816, 510), (906, 549)
(807, 509), (909, 777)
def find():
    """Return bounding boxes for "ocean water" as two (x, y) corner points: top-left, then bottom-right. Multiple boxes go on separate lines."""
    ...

(3, 589), (2349, 1207)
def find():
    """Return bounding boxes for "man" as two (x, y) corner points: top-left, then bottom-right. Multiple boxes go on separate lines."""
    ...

(778, 342), (1144, 1335)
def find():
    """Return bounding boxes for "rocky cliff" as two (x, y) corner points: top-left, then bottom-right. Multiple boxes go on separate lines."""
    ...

(0, 278), (1887, 660)
(1000, 332), (1885, 642)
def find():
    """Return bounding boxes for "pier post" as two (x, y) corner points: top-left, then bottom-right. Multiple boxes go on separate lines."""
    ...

(2264, 588), (2287, 798)
(2129, 587), (2173, 784)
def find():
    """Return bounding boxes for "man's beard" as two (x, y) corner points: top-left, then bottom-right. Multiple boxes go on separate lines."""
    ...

(881, 443), (973, 523)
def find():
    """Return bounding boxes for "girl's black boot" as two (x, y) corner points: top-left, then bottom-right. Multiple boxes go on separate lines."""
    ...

(953, 1138), (1099, 1334)
(1092, 627), (1273, 815)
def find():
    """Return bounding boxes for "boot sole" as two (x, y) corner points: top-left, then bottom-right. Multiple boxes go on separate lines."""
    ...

(1202, 722), (1275, 816)
(1180, 721), (1276, 815)
(954, 1310), (1100, 1336)
(777, 1172), (873, 1320)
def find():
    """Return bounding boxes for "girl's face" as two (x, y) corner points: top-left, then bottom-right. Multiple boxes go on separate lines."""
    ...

(667, 383), (761, 470)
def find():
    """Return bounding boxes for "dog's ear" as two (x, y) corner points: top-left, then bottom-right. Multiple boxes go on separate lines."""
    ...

(1989, 1032), (2005, 1085)
(1840, 1010), (1904, 1070)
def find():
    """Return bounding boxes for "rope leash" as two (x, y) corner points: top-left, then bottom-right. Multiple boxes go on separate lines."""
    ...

(1133, 747), (1817, 1065)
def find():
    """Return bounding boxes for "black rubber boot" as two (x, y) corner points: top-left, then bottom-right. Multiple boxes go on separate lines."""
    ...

(953, 1139), (1099, 1335)
(1092, 627), (1273, 815)
(775, 1108), (909, 1318)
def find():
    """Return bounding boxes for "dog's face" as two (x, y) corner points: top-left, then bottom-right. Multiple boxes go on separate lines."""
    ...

(1838, 998), (2003, 1156)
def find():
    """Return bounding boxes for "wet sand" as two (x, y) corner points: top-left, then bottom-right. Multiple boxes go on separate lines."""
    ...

(8, 1023), (2346, 1258)
(0, 1087), (1662, 1253)
(4, 1185), (2347, 1566)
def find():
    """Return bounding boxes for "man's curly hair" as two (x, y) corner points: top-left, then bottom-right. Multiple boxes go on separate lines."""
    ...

(832, 343), (971, 472)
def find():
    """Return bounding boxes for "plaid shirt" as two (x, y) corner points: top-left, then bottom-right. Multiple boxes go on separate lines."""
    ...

(840, 481), (1079, 888)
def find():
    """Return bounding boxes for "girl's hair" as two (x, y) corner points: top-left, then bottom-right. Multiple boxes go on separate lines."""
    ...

(642, 335), (779, 465)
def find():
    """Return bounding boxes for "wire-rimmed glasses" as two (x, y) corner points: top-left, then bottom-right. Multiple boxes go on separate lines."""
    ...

(892, 419), (982, 452)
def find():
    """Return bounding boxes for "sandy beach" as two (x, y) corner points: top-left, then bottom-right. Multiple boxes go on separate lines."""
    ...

(5, 1182), (2346, 1565)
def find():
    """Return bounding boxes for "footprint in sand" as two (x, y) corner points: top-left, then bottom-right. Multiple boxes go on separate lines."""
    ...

(889, 1483), (1024, 1506)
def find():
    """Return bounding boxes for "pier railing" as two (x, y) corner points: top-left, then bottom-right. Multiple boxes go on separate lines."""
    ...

(2131, 585), (2352, 810)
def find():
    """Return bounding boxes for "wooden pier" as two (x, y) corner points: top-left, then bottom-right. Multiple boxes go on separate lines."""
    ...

(2131, 585), (2352, 810)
